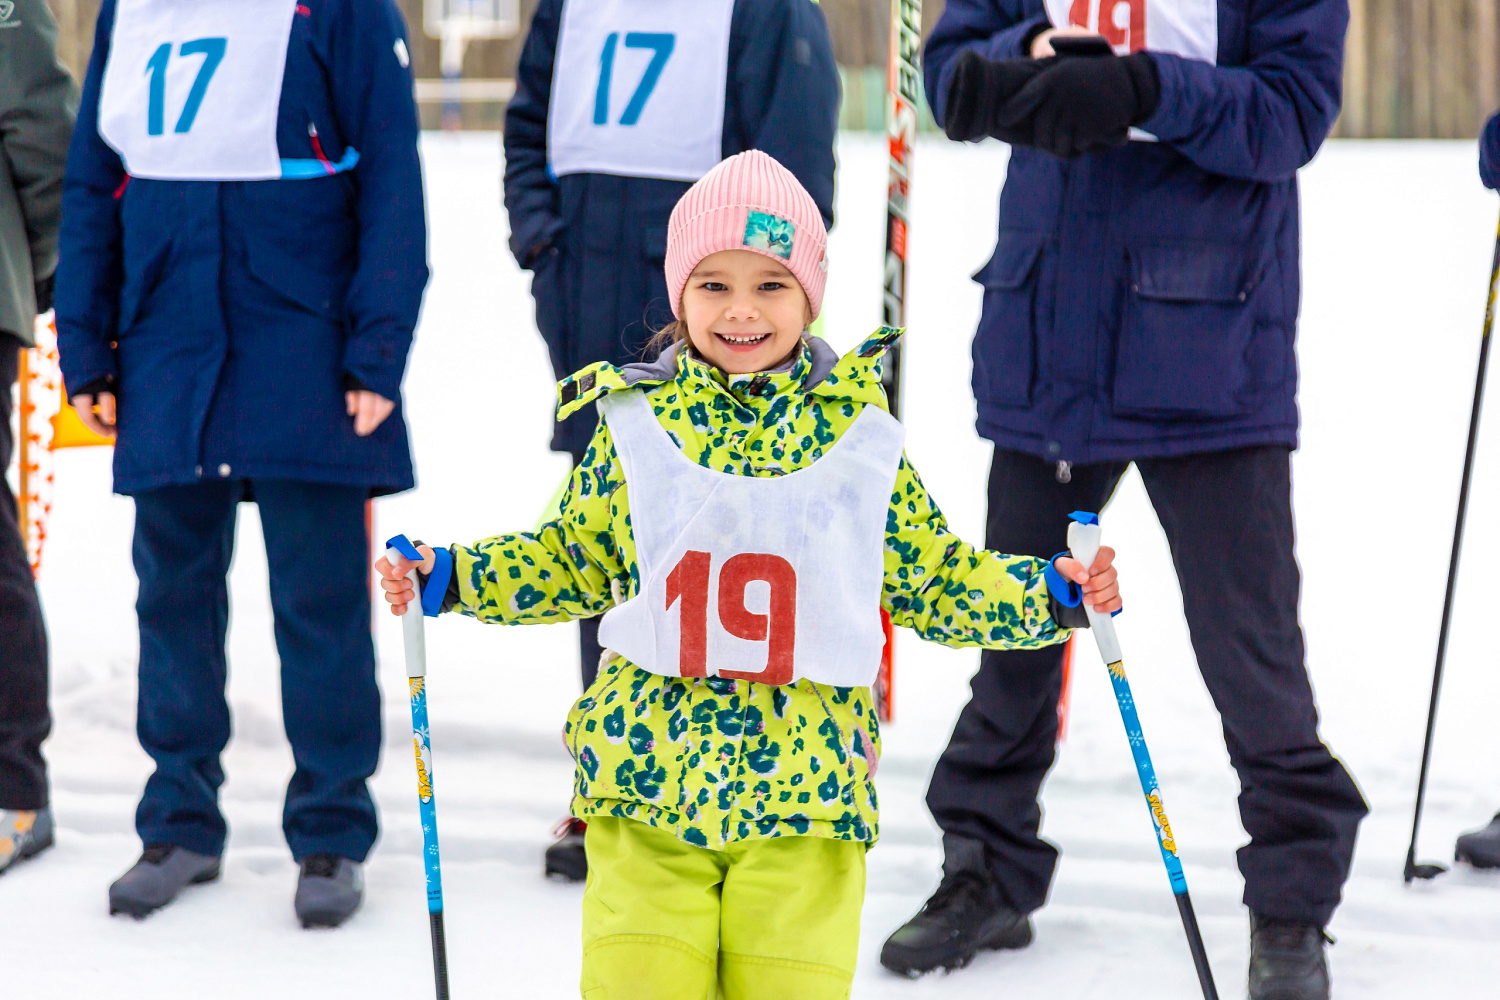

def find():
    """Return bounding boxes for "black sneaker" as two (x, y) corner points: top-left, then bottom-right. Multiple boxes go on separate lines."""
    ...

(1248, 913), (1331, 1000)
(544, 817), (587, 882)
(1455, 812), (1500, 869)
(109, 843), (221, 918)
(879, 868), (1033, 976)
(295, 854), (364, 929)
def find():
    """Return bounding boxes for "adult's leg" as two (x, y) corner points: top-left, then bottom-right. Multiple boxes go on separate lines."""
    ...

(1138, 446), (1367, 926)
(571, 445), (604, 691)
(924, 449), (1126, 912)
(133, 482), (239, 856)
(580, 816), (722, 1000)
(718, 835), (866, 1000)
(0, 338), (50, 811)
(255, 480), (381, 863)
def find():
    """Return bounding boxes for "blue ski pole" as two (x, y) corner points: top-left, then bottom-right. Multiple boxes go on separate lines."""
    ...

(386, 535), (451, 1000)
(1066, 512), (1220, 1000)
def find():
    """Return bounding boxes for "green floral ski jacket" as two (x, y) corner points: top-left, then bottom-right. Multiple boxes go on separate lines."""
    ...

(439, 330), (1071, 850)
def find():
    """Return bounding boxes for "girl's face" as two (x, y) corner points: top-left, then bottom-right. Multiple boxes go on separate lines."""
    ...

(681, 249), (811, 375)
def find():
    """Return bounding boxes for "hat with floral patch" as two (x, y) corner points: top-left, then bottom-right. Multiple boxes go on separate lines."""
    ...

(664, 149), (829, 320)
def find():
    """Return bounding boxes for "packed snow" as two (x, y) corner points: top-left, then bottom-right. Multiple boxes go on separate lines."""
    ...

(6, 134), (1500, 996)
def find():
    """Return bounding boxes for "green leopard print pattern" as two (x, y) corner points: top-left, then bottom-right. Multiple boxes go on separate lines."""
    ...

(446, 330), (1068, 848)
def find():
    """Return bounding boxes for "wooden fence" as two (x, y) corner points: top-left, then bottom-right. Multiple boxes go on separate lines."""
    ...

(39, 0), (1500, 138)
(1336, 0), (1500, 138)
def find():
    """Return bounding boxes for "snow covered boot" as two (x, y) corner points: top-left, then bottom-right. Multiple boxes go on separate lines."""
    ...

(879, 837), (1032, 976)
(109, 844), (221, 918)
(1455, 812), (1500, 869)
(0, 807), (54, 874)
(545, 817), (587, 882)
(295, 854), (364, 928)
(1248, 913), (1331, 1000)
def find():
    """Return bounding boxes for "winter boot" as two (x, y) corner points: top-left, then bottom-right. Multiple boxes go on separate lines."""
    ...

(879, 836), (1033, 976)
(545, 817), (587, 882)
(109, 844), (221, 918)
(1455, 812), (1500, 869)
(0, 808), (55, 874)
(1248, 913), (1331, 1000)
(294, 854), (364, 928)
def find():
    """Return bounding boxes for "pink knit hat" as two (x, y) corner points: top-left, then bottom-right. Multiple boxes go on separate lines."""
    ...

(665, 150), (829, 320)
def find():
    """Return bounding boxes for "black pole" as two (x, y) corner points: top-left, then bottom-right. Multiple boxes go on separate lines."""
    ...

(1175, 893), (1220, 1000)
(430, 910), (451, 1000)
(1403, 215), (1500, 884)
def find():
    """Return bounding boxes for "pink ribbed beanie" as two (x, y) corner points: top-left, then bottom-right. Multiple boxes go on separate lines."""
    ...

(665, 150), (828, 320)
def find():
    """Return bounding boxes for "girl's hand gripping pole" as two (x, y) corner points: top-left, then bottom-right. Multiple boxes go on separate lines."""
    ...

(385, 535), (451, 1000)
(1066, 513), (1220, 1000)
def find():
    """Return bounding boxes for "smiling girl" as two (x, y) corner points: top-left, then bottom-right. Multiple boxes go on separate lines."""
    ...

(376, 150), (1120, 999)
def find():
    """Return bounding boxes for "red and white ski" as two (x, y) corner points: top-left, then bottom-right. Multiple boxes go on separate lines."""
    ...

(876, 0), (922, 724)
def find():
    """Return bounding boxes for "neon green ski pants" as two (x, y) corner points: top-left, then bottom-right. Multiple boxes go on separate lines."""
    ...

(580, 817), (866, 999)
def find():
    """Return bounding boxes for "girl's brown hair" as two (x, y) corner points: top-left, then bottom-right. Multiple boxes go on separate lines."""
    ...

(646, 319), (687, 360)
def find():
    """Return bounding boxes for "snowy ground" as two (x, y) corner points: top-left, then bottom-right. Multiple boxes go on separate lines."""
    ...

(7, 134), (1500, 996)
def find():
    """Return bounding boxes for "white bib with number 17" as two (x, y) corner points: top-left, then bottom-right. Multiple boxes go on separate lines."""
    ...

(548, 0), (734, 182)
(99, 0), (298, 181)
(596, 388), (904, 688)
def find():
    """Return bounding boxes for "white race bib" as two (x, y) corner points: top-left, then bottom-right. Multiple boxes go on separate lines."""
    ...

(1042, 0), (1217, 63)
(596, 389), (904, 688)
(548, 0), (734, 182)
(99, 0), (298, 181)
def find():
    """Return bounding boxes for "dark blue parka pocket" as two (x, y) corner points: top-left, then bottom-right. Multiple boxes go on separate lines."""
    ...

(1113, 244), (1263, 419)
(971, 233), (1045, 408)
(242, 230), (351, 322)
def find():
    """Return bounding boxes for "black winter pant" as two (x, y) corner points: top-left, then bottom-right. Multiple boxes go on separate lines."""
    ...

(132, 480), (380, 861)
(926, 446), (1367, 927)
(0, 336), (50, 811)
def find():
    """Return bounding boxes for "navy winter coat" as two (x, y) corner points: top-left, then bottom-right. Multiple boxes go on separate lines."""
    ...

(925, 0), (1347, 466)
(1481, 109), (1500, 191)
(503, 0), (839, 454)
(56, 0), (428, 496)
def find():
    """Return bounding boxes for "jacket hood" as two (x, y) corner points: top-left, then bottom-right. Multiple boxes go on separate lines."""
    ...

(556, 328), (903, 421)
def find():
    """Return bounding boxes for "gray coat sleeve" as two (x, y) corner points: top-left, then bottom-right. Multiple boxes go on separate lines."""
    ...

(0, 0), (78, 339)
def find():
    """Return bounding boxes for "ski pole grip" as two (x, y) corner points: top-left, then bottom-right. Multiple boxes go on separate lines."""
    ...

(1067, 516), (1102, 571)
(385, 535), (428, 679)
(1066, 514), (1123, 664)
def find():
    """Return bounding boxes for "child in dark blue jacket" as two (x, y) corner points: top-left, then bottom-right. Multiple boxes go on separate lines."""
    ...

(501, 0), (840, 881)
(55, 0), (428, 927)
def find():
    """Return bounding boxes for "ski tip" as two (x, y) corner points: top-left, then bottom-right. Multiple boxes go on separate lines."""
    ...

(1403, 861), (1448, 883)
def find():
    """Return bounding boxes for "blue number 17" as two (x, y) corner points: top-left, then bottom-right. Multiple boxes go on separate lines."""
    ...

(593, 32), (675, 126)
(145, 37), (227, 136)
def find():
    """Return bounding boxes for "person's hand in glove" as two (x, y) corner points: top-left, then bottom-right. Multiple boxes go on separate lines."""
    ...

(941, 51), (1052, 143)
(996, 52), (1161, 159)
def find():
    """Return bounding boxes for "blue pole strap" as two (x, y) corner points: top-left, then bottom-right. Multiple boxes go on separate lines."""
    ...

(386, 534), (451, 619)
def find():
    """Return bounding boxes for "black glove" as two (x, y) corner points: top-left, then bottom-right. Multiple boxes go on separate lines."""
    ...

(941, 51), (1053, 143)
(34, 273), (54, 314)
(995, 52), (1161, 159)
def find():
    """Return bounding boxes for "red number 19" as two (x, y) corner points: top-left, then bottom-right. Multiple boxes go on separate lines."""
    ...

(664, 550), (797, 684)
